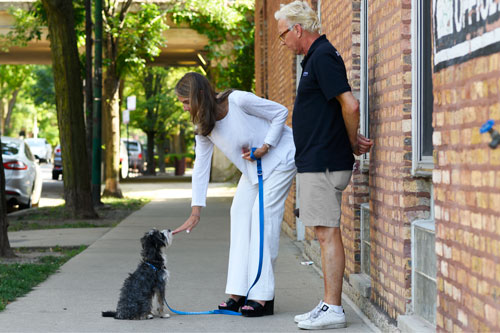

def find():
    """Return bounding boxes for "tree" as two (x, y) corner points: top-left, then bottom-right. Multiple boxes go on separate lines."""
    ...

(101, 1), (167, 197)
(40, 0), (96, 218)
(170, 0), (255, 91)
(0, 65), (32, 135)
(0, 136), (14, 258)
(126, 66), (195, 175)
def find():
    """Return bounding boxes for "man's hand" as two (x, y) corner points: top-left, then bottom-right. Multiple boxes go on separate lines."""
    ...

(241, 144), (270, 161)
(352, 133), (373, 156)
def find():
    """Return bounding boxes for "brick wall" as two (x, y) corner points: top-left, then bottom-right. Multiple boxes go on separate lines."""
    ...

(256, 0), (432, 324)
(433, 52), (500, 332)
(320, 0), (368, 278)
(365, 0), (437, 320)
(255, 0), (297, 233)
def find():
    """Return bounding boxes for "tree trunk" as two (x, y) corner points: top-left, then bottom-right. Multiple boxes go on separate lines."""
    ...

(146, 130), (156, 175)
(4, 89), (19, 134)
(101, 63), (122, 198)
(157, 135), (166, 173)
(0, 98), (5, 135)
(142, 69), (158, 176)
(41, 0), (97, 219)
(0, 137), (15, 257)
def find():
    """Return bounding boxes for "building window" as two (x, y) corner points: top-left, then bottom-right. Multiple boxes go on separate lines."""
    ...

(412, 219), (436, 325)
(412, 0), (434, 175)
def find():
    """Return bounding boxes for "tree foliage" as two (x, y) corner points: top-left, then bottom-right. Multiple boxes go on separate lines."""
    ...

(125, 66), (195, 174)
(0, 65), (33, 135)
(0, 1), (86, 52)
(100, 1), (169, 196)
(170, 0), (255, 91)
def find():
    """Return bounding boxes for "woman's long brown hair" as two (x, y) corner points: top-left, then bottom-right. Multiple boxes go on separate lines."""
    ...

(175, 72), (232, 136)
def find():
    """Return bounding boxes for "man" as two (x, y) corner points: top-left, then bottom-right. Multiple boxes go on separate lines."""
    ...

(275, 1), (373, 330)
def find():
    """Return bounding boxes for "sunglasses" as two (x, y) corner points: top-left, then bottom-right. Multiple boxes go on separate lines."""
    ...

(279, 24), (296, 43)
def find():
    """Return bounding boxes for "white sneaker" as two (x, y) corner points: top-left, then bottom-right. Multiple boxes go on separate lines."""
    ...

(294, 301), (324, 323)
(297, 304), (347, 330)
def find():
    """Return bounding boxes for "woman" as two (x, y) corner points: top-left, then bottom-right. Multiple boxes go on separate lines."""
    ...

(173, 72), (296, 317)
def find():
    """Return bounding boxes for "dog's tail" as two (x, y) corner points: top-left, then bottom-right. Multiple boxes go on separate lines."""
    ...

(102, 311), (117, 318)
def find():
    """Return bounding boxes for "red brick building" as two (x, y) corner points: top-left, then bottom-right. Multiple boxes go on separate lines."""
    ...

(255, 0), (500, 331)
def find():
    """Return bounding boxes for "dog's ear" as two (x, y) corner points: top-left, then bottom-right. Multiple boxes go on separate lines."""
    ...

(141, 232), (149, 249)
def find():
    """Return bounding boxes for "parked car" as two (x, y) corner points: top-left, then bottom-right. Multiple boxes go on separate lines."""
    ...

(52, 144), (62, 180)
(122, 139), (144, 173)
(25, 138), (52, 163)
(1, 136), (43, 209)
(119, 140), (129, 179)
(52, 141), (129, 180)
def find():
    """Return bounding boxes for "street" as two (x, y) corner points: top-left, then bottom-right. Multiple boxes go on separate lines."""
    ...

(38, 162), (64, 207)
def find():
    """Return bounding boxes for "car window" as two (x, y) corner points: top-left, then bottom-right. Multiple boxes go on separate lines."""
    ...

(1, 141), (19, 155)
(126, 142), (139, 151)
(26, 139), (45, 147)
(24, 143), (35, 161)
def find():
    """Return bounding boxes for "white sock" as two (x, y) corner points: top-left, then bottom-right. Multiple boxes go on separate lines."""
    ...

(324, 302), (343, 314)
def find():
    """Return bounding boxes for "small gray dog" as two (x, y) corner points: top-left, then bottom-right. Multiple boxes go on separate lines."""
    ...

(102, 229), (173, 320)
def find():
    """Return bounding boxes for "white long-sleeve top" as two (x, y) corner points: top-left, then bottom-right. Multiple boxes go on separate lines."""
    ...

(191, 90), (296, 207)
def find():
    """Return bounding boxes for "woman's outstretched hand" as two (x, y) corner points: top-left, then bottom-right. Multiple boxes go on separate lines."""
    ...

(172, 215), (200, 234)
(173, 206), (202, 235)
(241, 144), (270, 161)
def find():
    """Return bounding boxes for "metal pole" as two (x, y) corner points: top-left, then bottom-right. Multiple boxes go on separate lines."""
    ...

(127, 123), (130, 174)
(85, 0), (93, 175)
(91, 0), (102, 205)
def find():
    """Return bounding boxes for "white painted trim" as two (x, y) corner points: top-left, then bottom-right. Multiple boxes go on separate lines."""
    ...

(295, 54), (305, 241)
(360, 0), (370, 170)
(411, 0), (434, 177)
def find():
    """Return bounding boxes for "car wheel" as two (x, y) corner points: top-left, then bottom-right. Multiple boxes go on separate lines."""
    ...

(52, 170), (59, 180)
(19, 198), (32, 210)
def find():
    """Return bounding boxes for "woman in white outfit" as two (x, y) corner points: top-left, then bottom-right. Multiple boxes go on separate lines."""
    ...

(173, 72), (296, 317)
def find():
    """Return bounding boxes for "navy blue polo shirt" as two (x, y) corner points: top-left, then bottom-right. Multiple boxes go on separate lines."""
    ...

(293, 35), (354, 173)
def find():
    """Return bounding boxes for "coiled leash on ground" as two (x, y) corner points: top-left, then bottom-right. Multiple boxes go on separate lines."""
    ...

(163, 148), (264, 316)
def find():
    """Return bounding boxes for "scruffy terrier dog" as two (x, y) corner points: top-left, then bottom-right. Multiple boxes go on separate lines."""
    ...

(102, 229), (173, 320)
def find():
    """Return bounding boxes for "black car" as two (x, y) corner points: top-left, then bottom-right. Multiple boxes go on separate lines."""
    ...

(52, 145), (62, 180)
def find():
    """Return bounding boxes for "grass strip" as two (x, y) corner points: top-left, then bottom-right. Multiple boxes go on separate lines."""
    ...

(8, 197), (150, 231)
(0, 246), (86, 311)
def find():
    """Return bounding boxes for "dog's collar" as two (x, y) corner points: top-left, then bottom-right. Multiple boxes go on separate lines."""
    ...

(145, 262), (159, 271)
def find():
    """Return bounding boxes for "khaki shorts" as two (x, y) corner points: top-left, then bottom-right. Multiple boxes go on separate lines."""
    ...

(297, 170), (352, 227)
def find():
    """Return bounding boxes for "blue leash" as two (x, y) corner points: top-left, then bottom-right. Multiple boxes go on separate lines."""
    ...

(164, 148), (264, 316)
(245, 148), (264, 301)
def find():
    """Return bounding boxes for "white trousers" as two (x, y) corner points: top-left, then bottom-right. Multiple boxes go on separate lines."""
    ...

(225, 167), (296, 300)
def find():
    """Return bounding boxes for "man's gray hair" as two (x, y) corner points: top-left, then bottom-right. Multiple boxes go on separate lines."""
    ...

(274, 1), (321, 33)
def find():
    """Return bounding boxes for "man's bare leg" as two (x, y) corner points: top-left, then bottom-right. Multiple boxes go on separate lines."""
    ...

(315, 226), (344, 305)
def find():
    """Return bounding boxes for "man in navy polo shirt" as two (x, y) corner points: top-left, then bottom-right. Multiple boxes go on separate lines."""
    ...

(275, 1), (373, 330)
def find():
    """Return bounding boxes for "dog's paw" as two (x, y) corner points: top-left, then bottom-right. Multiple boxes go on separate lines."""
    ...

(161, 313), (170, 319)
(147, 314), (154, 319)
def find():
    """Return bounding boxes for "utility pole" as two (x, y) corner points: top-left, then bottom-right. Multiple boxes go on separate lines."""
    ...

(92, 0), (102, 205)
(85, 0), (93, 176)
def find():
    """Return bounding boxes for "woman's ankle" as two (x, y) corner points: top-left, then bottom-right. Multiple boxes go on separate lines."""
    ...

(230, 294), (243, 301)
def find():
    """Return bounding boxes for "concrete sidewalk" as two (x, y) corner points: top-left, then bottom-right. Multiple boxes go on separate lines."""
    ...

(1, 188), (378, 332)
